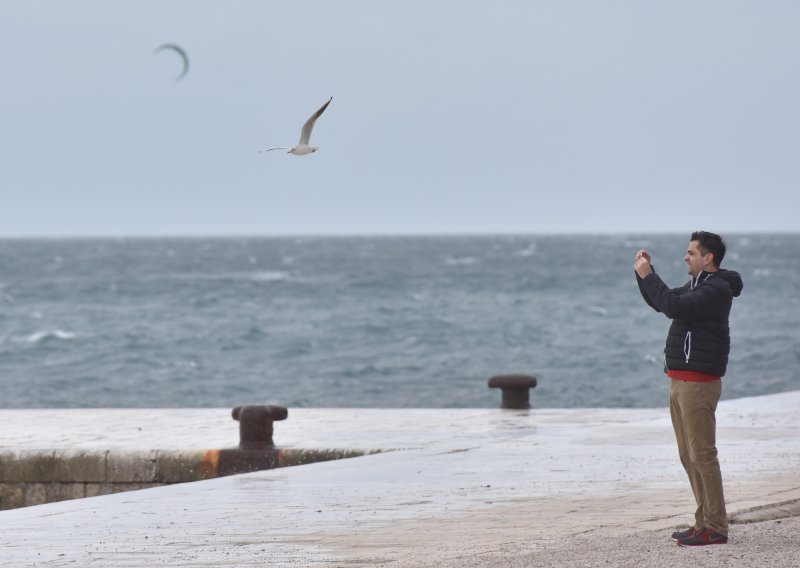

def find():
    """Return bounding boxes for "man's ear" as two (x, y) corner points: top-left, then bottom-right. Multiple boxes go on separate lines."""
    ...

(705, 252), (715, 268)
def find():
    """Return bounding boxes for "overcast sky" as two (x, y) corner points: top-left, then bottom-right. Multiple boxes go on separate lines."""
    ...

(1, 1), (798, 236)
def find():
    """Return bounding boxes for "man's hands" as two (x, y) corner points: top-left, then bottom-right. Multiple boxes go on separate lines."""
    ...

(634, 249), (653, 278)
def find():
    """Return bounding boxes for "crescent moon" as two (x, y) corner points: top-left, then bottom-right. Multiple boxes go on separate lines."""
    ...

(154, 43), (190, 81)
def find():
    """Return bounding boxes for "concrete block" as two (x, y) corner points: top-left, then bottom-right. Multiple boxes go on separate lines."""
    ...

(26, 452), (58, 482)
(53, 450), (106, 482)
(0, 451), (57, 482)
(155, 450), (213, 483)
(85, 483), (115, 498)
(23, 483), (48, 506)
(45, 483), (86, 503)
(0, 452), (25, 482)
(106, 450), (157, 483)
(0, 483), (24, 510)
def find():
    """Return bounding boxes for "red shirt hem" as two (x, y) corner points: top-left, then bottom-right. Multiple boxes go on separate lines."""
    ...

(668, 370), (720, 382)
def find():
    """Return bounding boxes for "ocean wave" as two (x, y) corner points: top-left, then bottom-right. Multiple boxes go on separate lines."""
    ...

(444, 257), (477, 266)
(249, 271), (293, 283)
(25, 330), (77, 344)
(623, 240), (652, 249)
(586, 305), (608, 316)
(0, 282), (14, 304)
(514, 245), (539, 257)
(167, 270), (295, 283)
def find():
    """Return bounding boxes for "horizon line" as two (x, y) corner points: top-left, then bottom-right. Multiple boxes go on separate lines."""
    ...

(0, 229), (796, 240)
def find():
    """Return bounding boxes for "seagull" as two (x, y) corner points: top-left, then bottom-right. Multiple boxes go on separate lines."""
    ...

(258, 97), (332, 156)
(154, 43), (190, 81)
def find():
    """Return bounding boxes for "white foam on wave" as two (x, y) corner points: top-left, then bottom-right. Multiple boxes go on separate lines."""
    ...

(587, 305), (608, 316)
(515, 245), (538, 257)
(25, 330), (77, 344)
(445, 257), (477, 266)
(168, 270), (294, 283)
(250, 271), (292, 283)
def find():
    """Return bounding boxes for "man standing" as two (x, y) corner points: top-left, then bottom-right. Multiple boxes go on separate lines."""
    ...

(634, 231), (743, 546)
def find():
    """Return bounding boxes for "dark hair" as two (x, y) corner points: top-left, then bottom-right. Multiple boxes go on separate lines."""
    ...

(691, 231), (726, 267)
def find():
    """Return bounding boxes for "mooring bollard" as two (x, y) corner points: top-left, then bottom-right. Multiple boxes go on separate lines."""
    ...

(488, 374), (538, 409)
(231, 405), (288, 449)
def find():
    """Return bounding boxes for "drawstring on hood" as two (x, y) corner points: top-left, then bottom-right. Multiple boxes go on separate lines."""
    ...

(690, 272), (714, 290)
(684, 331), (692, 363)
(684, 272), (714, 363)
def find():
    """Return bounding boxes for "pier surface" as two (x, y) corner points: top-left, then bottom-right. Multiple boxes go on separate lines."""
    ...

(1, 391), (799, 567)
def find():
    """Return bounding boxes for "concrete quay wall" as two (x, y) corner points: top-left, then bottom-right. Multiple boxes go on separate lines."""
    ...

(0, 447), (369, 510)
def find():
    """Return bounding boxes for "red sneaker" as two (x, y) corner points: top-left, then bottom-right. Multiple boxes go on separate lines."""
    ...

(671, 526), (701, 542)
(677, 528), (728, 546)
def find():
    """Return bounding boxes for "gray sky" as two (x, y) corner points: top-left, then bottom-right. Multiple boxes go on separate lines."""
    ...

(1, 1), (798, 236)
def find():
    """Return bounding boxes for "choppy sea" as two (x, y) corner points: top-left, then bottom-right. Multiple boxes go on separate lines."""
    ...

(0, 234), (797, 409)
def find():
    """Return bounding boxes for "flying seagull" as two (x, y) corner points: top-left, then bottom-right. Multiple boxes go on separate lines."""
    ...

(258, 97), (332, 156)
(154, 43), (190, 81)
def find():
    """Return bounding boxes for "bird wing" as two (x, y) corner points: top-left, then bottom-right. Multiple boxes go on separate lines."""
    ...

(298, 97), (332, 145)
(257, 147), (290, 152)
(154, 43), (190, 81)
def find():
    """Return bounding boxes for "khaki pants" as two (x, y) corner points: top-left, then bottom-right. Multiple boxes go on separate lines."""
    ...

(669, 379), (728, 535)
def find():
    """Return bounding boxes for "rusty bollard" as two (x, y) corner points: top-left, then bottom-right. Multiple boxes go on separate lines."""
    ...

(231, 405), (288, 449)
(217, 405), (289, 476)
(488, 374), (538, 409)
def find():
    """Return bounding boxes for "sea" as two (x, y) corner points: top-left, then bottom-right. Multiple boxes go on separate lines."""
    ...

(0, 234), (797, 409)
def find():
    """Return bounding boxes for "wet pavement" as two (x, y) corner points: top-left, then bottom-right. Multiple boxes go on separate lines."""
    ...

(0, 390), (798, 567)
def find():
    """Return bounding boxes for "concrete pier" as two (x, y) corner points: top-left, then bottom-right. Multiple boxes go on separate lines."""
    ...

(0, 391), (798, 567)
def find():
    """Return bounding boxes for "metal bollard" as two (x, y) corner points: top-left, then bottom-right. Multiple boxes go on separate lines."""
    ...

(231, 405), (288, 449)
(488, 374), (538, 409)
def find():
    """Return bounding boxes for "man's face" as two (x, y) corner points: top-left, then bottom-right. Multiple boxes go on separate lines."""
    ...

(684, 240), (710, 277)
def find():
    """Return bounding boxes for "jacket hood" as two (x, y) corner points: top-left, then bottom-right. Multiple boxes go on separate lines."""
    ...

(714, 268), (743, 297)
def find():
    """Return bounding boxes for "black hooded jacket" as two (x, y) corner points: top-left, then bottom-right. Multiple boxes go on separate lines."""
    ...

(636, 267), (743, 377)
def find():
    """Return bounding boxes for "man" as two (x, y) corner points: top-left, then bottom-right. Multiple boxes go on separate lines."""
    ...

(634, 231), (743, 547)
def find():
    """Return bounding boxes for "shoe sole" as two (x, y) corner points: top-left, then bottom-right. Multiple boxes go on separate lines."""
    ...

(677, 540), (728, 547)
